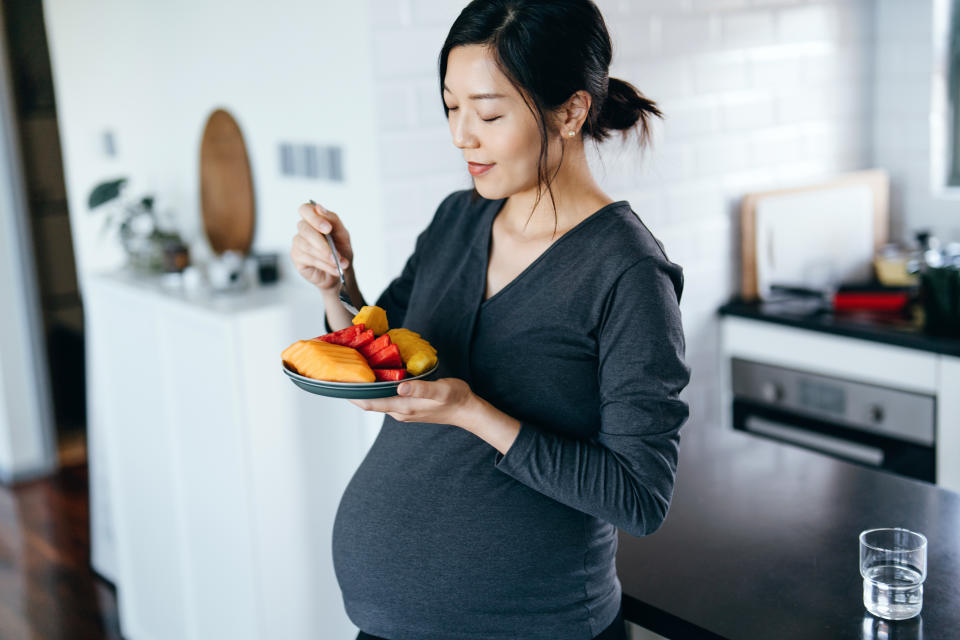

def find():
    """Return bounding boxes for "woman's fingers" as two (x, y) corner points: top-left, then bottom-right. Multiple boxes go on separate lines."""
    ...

(316, 205), (352, 249)
(297, 201), (353, 262)
(292, 236), (343, 277)
(297, 202), (332, 234)
(295, 220), (350, 269)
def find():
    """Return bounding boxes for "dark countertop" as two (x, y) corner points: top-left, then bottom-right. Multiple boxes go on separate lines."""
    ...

(616, 426), (959, 640)
(718, 297), (960, 357)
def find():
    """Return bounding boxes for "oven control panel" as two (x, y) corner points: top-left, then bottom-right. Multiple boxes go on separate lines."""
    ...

(731, 358), (935, 445)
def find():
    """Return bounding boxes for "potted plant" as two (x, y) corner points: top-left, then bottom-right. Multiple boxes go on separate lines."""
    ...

(87, 177), (189, 273)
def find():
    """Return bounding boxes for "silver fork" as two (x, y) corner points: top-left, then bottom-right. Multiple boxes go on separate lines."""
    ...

(309, 199), (359, 316)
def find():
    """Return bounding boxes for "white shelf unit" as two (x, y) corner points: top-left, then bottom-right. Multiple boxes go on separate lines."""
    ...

(85, 271), (372, 640)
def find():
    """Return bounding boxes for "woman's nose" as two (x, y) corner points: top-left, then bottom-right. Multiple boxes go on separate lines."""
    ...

(451, 117), (478, 149)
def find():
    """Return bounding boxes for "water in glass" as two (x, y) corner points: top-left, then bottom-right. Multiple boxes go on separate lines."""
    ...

(862, 564), (923, 620)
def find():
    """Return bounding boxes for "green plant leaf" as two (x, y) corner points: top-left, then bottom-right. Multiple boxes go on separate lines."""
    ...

(88, 178), (127, 209)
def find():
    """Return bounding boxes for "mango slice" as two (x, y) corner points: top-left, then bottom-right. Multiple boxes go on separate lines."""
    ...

(282, 339), (376, 383)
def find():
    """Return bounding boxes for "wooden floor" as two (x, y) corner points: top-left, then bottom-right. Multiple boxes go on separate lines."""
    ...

(0, 439), (122, 640)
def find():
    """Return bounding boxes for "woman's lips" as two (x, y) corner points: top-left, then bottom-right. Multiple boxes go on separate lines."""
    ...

(467, 162), (495, 177)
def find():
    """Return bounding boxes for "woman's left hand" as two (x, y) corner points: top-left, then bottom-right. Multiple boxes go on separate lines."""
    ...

(350, 378), (478, 426)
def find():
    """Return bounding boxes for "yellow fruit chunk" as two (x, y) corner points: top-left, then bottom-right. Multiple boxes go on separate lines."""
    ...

(282, 339), (375, 383)
(406, 350), (438, 376)
(387, 329), (437, 353)
(386, 329), (438, 375)
(352, 305), (389, 336)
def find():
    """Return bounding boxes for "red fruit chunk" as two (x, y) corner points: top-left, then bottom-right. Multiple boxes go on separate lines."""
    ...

(317, 324), (364, 346)
(345, 329), (375, 350)
(367, 343), (403, 369)
(359, 334), (392, 359)
(373, 368), (407, 382)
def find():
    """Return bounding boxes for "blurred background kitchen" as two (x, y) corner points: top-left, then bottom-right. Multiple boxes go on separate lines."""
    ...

(1, 0), (958, 639)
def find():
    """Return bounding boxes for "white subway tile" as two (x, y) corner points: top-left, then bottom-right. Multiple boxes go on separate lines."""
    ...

(721, 10), (777, 49)
(376, 84), (417, 131)
(377, 127), (463, 179)
(748, 124), (806, 166)
(776, 4), (840, 43)
(664, 181), (727, 223)
(749, 54), (805, 90)
(619, 59), (695, 101)
(721, 91), (776, 131)
(369, 0), (412, 29)
(718, 166), (783, 196)
(659, 15), (720, 56)
(692, 52), (750, 93)
(639, 141), (698, 183)
(660, 96), (722, 140)
(409, 0), (466, 27)
(692, 0), (751, 12)
(414, 79), (447, 128)
(612, 17), (661, 60)
(372, 27), (447, 78)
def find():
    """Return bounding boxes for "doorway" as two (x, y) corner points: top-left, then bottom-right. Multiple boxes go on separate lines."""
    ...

(3, 0), (86, 468)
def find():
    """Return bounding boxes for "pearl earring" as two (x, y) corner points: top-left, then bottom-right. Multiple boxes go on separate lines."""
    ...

(567, 130), (576, 137)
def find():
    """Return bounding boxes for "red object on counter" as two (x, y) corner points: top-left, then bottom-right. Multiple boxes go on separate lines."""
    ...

(832, 292), (910, 312)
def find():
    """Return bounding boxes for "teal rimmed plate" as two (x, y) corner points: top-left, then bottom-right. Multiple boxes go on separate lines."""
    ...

(281, 361), (439, 399)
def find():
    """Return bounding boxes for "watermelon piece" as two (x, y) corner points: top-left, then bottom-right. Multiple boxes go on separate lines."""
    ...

(317, 324), (364, 346)
(367, 343), (403, 369)
(359, 334), (392, 359)
(345, 329), (375, 350)
(373, 368), (407, 382)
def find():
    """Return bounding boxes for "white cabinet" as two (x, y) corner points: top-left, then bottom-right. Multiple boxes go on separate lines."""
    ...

(85, 271), (372, 640)
(720, 315), (960, 493)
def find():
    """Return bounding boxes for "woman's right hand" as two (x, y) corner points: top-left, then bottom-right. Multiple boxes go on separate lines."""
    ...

(290, 201), (354, 291)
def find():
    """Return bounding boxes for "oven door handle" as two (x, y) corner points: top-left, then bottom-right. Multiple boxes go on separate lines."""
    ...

(744, 416), (886, 467)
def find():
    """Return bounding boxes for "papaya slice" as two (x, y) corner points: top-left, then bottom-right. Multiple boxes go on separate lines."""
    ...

(282, 339), (375, 383)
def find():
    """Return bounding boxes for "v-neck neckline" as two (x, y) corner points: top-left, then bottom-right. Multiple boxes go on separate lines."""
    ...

(478, 199), (628, 308)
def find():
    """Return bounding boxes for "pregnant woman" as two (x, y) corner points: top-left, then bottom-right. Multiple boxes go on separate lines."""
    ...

(289, 1), (691, 638)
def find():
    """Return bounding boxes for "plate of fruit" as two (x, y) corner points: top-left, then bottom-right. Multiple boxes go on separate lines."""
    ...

(281, 305), (439, 399)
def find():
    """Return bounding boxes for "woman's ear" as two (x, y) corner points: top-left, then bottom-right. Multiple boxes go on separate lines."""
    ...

(559, 90), (592, 136)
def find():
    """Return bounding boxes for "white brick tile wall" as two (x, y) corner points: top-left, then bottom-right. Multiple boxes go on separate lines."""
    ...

(366, 0), (876, 432)
(692, 52), (751, 93)
(721, 10), (777, 48)
(777, 4), (842, 42)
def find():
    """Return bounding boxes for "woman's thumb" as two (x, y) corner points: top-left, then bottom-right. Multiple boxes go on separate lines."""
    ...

(397, 381), (428, 398)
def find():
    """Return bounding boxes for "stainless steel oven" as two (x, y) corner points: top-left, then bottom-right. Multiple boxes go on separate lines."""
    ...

(731, 358), (936, 482)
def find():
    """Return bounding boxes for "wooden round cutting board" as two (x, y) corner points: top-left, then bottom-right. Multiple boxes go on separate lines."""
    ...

(200, 108), (255, 255)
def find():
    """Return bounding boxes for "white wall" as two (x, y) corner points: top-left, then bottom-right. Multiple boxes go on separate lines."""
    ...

(367, 0), (877, 431)
(43, 0), (390, 301)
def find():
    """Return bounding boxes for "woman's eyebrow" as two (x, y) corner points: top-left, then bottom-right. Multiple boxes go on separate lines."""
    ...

(442, 85), (506, 100)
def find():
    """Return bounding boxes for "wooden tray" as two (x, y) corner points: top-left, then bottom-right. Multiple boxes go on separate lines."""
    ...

(200, 109), (255, 255)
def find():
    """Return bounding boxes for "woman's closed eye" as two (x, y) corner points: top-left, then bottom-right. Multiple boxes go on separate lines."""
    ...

(481, 115), (502, 122)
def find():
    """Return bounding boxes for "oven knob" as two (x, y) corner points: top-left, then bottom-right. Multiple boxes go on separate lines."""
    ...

(869, 405), (885, 423)
(762, 382), (784, 403)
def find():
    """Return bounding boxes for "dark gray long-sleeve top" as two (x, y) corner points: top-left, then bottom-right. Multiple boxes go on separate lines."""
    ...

(332, 190), (691, 640)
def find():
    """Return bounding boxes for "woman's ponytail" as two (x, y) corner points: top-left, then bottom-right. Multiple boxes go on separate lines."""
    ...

(594, 77), (663, 146)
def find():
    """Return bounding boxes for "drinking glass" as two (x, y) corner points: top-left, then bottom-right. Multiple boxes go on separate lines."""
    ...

(859, 528), (927, 620)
